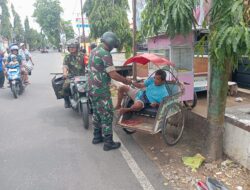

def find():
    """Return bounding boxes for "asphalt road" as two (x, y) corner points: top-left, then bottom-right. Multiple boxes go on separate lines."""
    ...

(0, 52), (168, 190)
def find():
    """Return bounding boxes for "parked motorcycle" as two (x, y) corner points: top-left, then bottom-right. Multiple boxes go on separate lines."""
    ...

(51, 74), (90, 129)
(6, 63), (25, 99)
(69, 75), (90, 129)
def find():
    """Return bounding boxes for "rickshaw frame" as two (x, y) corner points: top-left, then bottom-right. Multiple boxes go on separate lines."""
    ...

(116, 53), (186, 146)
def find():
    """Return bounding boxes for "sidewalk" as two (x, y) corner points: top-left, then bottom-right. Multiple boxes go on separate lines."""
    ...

(192, 90), (250, 117)
(111, 85), (250, 189)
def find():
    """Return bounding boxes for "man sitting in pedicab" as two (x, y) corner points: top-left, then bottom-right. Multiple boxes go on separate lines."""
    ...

(115, 69), (169, 115)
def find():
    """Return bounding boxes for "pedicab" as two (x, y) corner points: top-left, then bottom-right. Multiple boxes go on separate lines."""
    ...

(116, 53), (186, 146)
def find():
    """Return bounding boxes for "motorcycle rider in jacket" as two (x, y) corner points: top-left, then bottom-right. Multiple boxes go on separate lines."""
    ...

(62, 39), (85, 108)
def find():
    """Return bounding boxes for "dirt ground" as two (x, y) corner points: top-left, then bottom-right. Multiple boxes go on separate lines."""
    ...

(133, 131), (250, 190)
(111, 86), (250, 190)
(192, 90), (250, 117)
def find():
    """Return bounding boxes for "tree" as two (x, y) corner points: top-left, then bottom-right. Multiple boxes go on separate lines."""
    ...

(83, 0), (132, 57)
(29, 29), (43, 49)
(141, 0), (250, 160)
(11, 4), (24, 43)
(24, 17), (31, 45)
(33, 0), (63, 49)
(244, 1), (250, 25)
(61, 20), (74, 40)
(0, 0), (12, 40)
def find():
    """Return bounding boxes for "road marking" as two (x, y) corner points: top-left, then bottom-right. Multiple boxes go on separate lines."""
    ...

(113, 132), (155, 190)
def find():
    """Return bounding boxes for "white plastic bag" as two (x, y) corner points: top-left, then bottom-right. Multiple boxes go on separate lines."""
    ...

(24, 60), (33, 72)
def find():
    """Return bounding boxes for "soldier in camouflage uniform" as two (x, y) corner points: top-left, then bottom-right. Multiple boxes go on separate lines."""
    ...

(88, 32), (132, 151)
(63, 39), (85, 108)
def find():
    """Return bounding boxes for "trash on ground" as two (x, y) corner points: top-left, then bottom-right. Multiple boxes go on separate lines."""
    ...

(182, 153), (205, 172)
(163, 182), (168, 186)
(206, 177), (229, 190)
(236, 186), (243, 190)
(196, 181), (209, 190)
(221, 159), (233, 167)
(195, 177), (229, 190)
(235, 97), (243, 102)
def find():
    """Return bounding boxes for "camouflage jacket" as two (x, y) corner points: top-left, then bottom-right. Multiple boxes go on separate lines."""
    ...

(88, 44), (116, 96)
(63, 52), (85, 76)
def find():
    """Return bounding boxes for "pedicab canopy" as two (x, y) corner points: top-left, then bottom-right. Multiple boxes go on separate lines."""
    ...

(123, 53), (174, 67)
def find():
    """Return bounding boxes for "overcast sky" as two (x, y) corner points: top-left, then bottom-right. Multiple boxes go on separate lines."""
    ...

(9, 0), (132, 35)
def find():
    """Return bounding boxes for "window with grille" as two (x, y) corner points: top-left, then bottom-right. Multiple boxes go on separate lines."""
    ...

(171, 46), (193, 72)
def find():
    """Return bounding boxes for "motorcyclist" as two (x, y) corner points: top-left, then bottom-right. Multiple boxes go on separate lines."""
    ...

(7, 45), (28, 83)
(7, 54), (19, 66)
(0, 50), (5, 88)
(7, 45), (23, 65)
(62, 39), (85, 108)
(19, 43), (34, 75)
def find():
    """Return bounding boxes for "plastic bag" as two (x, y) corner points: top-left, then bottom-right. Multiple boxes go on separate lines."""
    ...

(24, 60), (33, 72)
(182, 153), (205, 172)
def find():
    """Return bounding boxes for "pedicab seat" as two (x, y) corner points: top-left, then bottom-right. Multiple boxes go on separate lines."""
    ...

(125, 98), (158, 118)
(135, 105), (158, 118)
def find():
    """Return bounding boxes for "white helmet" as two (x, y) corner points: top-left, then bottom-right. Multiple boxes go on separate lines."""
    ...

(19, 43), (25, 47)
(10, 45), (19, 51)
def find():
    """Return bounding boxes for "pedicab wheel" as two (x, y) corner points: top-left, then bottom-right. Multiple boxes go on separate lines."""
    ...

(121, 97), (136, 134)
(123, 128), (136, 135)
(81, 103), (89, 129)
(183, 91), (197, 109)
(162, 102), (185, 146)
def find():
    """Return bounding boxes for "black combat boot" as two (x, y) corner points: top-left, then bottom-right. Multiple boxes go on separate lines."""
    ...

(64, 96), (70, 108)
(103, 134), (121, 151)
(92, 128), (104, 144)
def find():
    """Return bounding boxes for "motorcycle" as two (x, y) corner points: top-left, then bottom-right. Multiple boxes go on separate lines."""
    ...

(6, 63), (25, 99)
(68, 75), (90, 129)
(51, 74), (91, 129)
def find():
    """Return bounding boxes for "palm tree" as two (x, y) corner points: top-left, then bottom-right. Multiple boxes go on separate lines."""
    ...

(141, 0), (250, 160)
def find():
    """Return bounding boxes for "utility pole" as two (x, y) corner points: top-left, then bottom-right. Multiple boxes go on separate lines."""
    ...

(132, 0), (137, 80)
(80, 0), (86, 49)
(78, 27), (81, 44)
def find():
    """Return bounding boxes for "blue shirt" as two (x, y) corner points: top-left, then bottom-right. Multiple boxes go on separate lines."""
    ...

(0, 55), (3, 72)
(136, 78), (169, 103)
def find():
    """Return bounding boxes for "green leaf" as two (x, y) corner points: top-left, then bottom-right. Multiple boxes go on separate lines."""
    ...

(231, 0), (242, 13)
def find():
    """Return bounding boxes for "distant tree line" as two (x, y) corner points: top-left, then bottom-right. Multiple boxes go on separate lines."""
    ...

(0, 0), (75, 50)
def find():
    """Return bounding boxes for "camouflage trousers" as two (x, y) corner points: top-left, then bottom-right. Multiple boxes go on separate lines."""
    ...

(63, 79), (70, 97)
(89, 94), (114, 135)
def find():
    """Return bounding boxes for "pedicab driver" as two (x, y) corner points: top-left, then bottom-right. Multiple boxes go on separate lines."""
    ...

(115, 69), (169, 114)
(88, 31), (132, 151)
